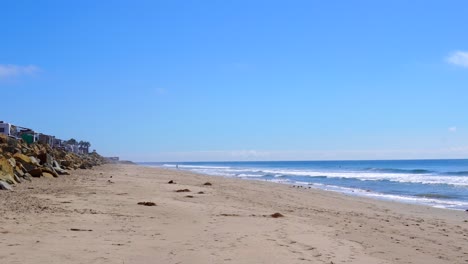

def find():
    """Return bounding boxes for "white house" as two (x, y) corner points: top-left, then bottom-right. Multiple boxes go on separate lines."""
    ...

(0, 122), (12, 136)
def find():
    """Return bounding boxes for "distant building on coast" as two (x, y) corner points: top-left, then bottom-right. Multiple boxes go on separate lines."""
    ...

(106, 157), (120, 162)
(38, 134), (56, 147)
(1, 120), (90, 154)
(0, 121), (38, 144)
(17, 127), (39, 144)
(53, 138), (64, 148)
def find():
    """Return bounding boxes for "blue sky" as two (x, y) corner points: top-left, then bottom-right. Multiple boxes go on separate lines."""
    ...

(1, 0), (467, 161)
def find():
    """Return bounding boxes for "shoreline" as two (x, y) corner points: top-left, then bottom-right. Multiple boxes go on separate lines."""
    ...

(1, 164), (467, 263)
(143, 163), (468, 211)
(155, 165), (464, 213)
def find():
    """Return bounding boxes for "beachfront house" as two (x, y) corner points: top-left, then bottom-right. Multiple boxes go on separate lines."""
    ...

(17, 127), (39, 144)
(53, 138), (64, 148)
(1, 121), (38, 144)
(0, 121), (12, 136)
(38, 133), (56, 147)
(79, 146), (89, 154)
(64, 143), (85, 154)
(0, 121), (20, 139)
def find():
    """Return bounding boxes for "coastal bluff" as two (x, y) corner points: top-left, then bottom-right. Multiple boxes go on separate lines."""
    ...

(0, 134), (106, 189)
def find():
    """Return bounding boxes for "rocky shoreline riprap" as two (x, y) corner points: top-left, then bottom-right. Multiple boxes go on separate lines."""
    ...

(0, 134), (107, 190)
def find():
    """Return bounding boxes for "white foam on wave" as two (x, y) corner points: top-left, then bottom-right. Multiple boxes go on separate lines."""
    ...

(160, 164), (468, 186)
(236, 173), (264, 178)
(163, 164), (230, 169)
(260, 169), (468, 186)
(190, 169), (234, 177)
(186, 167), (263, 177)
(268, 178), (295, 184)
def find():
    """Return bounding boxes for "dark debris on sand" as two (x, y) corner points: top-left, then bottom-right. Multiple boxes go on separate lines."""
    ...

(270, 213), (284, 218)
(137, 202), (157, 206)
(175, 189), (191, 192)
(220, 213), (239, 217)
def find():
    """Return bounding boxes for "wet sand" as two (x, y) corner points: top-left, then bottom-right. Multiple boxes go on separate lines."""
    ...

(1, 164), (467, 264)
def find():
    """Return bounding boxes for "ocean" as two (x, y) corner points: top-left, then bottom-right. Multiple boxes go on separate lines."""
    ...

(141, 159), (468, 210)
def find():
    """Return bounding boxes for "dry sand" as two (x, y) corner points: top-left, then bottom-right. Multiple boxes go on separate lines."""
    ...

(1, 164), (467, 264)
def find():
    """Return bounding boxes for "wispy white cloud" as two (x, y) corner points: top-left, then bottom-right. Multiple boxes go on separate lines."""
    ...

(448, 126), (457, 132)
(0, 64), (40, 79)
(446, 51), (468, 68)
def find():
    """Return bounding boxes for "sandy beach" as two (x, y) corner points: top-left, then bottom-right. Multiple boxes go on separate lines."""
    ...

(1, 164), (467, 264)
